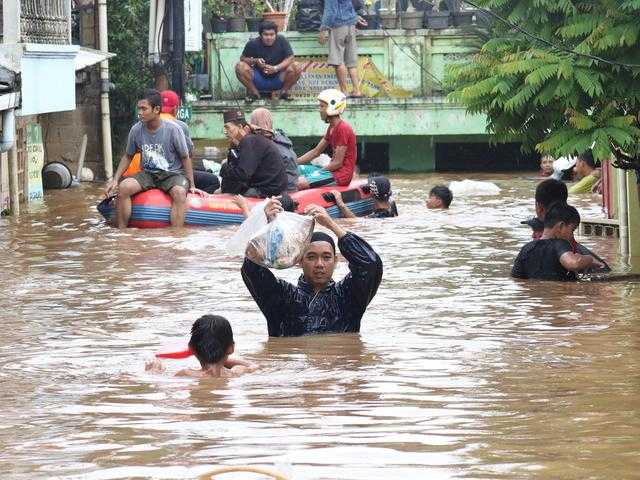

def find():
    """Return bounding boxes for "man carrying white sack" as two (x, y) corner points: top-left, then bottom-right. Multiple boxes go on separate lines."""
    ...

(241, 199), (383, 337)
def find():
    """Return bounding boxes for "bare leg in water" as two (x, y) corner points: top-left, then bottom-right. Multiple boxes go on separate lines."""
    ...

(116, 178), (143, 228)
(169, 185), (188, 227)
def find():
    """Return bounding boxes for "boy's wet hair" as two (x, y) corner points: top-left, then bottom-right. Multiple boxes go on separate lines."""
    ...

(188, 315), (234, 365)
(578, 150), (596, 169)
(535, 179), (568, 208)
(430, 185), (453, 208)
(142, 89), (162, 110)
(544, 203), (580, 229)
(277, 193), (298, 212)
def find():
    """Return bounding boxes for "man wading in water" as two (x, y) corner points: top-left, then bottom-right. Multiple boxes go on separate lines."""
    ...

(241, 200), (383, 336)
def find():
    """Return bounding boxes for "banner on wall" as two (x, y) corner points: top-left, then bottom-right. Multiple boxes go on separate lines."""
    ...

(290, 56), (412, 99)
(26, 123), (44, 203)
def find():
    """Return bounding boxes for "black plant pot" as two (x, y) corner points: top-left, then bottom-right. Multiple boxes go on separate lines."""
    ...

(246, 17), (261, 31)
(212, 17), (227, 33)
(227, 16), (246, 32)
(452, 11), (475, 27)
(425, 11), (451, 29)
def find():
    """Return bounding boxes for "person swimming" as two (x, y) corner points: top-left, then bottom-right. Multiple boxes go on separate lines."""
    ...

(426, 185), (453, 209)
(146, 315), (257, 377)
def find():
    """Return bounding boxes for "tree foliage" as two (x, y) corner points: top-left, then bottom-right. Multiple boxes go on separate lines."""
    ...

(108, 0), (153, 157)
(445, 0), (640, 168)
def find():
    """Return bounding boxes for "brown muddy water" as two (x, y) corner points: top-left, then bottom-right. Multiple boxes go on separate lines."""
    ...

(1, 173), (639, 480)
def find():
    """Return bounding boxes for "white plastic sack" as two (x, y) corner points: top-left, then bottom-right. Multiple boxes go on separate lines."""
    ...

(245, 212), (315, 269)
(226, 200), (269, 256)
(311, 153), (331, 168)
(449, 179), (501, 196)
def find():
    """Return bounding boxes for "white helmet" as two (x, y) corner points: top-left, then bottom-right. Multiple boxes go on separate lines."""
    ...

(318, 89), (347, 116)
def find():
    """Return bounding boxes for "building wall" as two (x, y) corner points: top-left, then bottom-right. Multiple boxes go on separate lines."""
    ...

(39, 66), (103, 179)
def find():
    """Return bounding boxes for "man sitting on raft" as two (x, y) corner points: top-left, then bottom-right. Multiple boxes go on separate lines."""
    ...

(241, 200), (383, 336)
(220, 109), (288, 198)
(331, 175), (398, 218)
(105, 89), (195, 228)
(296, 89), (357, 190)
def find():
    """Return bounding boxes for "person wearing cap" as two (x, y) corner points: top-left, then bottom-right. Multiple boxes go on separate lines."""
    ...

(105, 89), (195, 228)
(219, 109), (287, 198)
(297, 89), (357, 189)
(569, 150), (600, 194)
(241, 199), (383, 337)
(236, 20), (301, 102)
(330, 176), (398, 218)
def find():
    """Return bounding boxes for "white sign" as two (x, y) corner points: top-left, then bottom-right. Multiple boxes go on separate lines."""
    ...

(185, 0), (203, 52)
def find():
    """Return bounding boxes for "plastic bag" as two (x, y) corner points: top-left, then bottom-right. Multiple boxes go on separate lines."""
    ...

(245, 212), (315, 269)
(449, 179), (501, 196)
(226, 200), (269, 256)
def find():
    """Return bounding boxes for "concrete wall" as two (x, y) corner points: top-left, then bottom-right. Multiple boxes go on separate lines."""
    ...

(39, 66), (102, 179)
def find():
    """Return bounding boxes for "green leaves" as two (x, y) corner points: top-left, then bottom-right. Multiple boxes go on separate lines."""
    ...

(444, 0), (640, 164)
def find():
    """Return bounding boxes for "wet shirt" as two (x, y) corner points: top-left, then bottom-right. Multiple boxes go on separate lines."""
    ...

(368, 203), (398, 218)
(241, 232), (383, 336)
(568, 174), (597, 194)
(511, 239), (576, 281)
(126, 120), (188, 173)
(324, 120), (357, 186)
(241, 36), (294, 76)
(220, 133), (287, 197)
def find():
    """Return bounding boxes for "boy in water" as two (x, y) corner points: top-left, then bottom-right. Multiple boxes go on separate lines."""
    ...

(512, 203), (604, 281)
(426, 185), (453, 209)
(146, 315), (257, 378)
(330, 175), (398, 218)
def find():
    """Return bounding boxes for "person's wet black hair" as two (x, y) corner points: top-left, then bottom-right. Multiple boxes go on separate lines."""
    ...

(535, 179), (568, 208)
(188, 315), (234, 365)
(278, 193), (298, 212)
(578, 150), (596, 169)
(543, 203), (580, 229)
(430, 185), (453, 208)
(142, 89), (162, 110)
(259, 20), (278, 34)
(310, 231), (336, 253)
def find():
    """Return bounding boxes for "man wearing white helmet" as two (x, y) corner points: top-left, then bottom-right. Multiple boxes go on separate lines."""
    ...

(296, 89), (357, 189)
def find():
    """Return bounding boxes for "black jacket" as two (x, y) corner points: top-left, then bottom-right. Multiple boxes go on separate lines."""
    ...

(220, 133), (287, 197)
(241, 232), (383, 336)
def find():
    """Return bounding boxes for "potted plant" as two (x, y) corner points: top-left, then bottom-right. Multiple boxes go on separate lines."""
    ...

(227, 0), (248, 32)
(205, 0), (227, 33)
(261, 0), (291, 32)
(400, 5), (424, 30)
(378, 8), (399, 29)
(452, 8), (477, 27)
(247, 0), (266, 31)
(424, 1), (450, 29)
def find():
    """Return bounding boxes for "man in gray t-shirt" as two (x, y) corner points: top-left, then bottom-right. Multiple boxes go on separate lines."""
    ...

(105, 89), (196, 228)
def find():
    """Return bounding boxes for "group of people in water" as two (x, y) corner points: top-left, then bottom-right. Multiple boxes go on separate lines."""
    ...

(105, 86), (608, 379)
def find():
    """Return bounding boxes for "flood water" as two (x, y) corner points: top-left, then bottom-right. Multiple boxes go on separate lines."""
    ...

(1, 173), (639, 479)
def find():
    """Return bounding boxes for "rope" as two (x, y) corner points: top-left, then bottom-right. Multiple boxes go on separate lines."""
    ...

(199, 465), (290, 480)
(214, 44), (245, 109)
